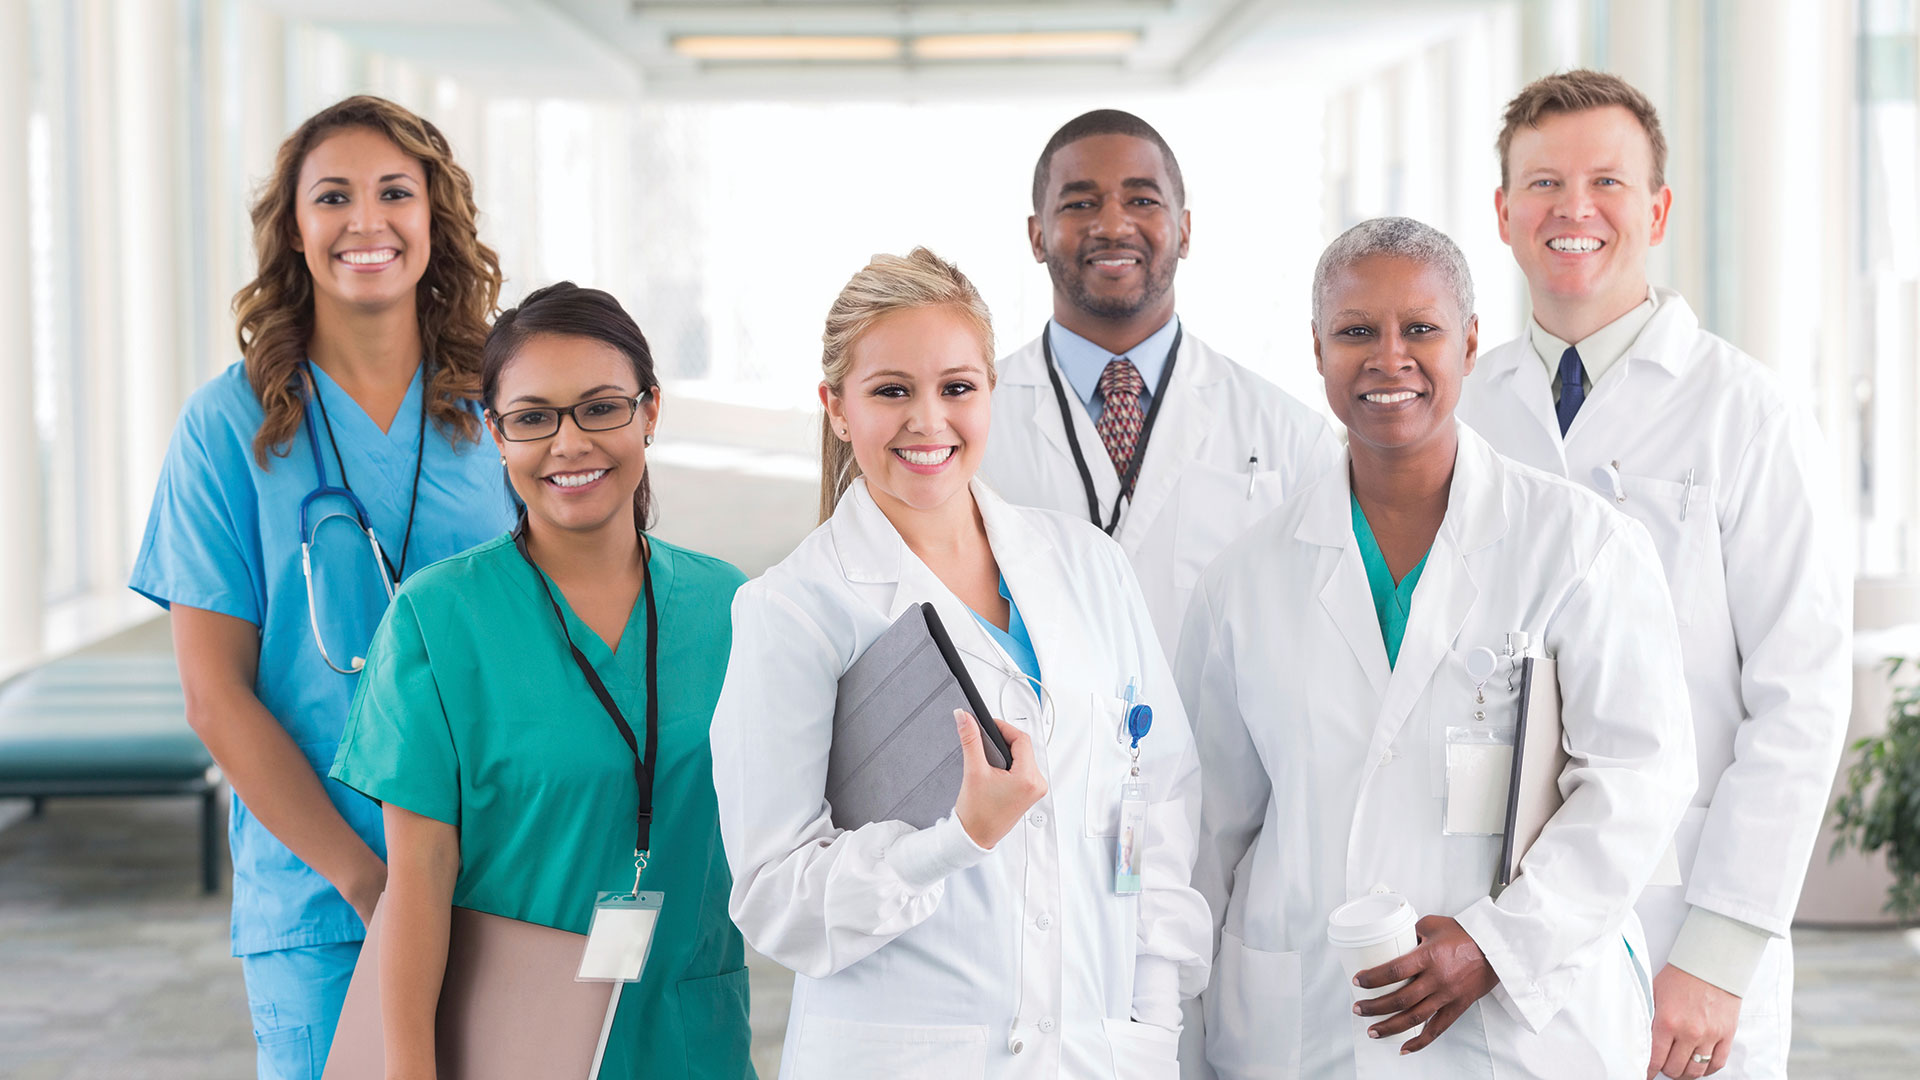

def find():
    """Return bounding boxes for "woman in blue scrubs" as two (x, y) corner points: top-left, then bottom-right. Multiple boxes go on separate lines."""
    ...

(129, 96), (514, 1078)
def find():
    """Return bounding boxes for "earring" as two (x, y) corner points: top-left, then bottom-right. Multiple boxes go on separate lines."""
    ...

(644, 432), (655, 446)
(499, 455), (506, 465)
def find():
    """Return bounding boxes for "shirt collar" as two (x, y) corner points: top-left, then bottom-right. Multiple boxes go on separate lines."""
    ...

(1530, 288), (1658, 387)
(1046, 315), (1181, 408)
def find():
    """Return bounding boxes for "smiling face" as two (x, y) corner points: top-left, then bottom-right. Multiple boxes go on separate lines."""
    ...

(293, 126), (432, 316)
(1496, 106), (1672, 337)
(488, 332), (659, 538)
(1315, 255), (1478, 461)
(820, 304), (993, 519)
(1029, 133), (1189, 329)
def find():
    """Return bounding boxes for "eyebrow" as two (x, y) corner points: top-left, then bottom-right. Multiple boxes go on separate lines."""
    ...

(506, 384), (629, 406)
(1057, 177), (1164, 199)
(862, 366), (984, 380)
(307, 172), (420, 194)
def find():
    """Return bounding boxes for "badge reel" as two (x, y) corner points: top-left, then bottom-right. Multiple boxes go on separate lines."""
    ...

(1114, 680), (1153, 896)
(1444, 645), (1515, 837)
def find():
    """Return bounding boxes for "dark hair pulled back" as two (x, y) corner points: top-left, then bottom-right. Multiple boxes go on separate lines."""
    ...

(482, 281), (659, 531)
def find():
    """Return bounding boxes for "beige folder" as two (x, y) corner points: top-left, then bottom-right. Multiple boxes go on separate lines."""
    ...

(1498, 656), (1568, 888)
(322, 904), (617, 1080)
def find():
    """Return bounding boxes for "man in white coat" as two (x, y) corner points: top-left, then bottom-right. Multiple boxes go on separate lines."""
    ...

(1457, 70), (1852, 1080)
(1181, 216), (1694, 1079)
(981, 109), (1341, 656)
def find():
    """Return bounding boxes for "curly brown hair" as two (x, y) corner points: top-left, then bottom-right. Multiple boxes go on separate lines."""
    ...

(234, 95), (502, 466)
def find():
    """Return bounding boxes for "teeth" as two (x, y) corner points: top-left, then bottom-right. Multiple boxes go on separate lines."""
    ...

(1547, 237), (1602, 253)
(895, 448), (954, 466)
(1364, 391), (1417, 404)
(340, 249), (397, 265)
(547, 469), (606, 488)
(1092, 258), (1138, 266)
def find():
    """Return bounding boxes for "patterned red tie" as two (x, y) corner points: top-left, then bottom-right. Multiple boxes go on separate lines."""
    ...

(1096, 357), (1146, 484)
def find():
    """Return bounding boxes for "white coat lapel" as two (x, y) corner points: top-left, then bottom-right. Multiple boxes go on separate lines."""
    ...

(1482, 338), (1566, 470)
(1113, 334), (1211, 553)
(828, 480), (917, 621)
(1299, 461), (1390, 699)
(973, 480), (1076, 686)
(1372, 428), (1510, 750)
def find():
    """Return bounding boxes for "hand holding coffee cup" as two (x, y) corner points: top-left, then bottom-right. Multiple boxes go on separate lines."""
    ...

(1351, 914), (1500, 1054)
(1327, 893), (1423, 1047)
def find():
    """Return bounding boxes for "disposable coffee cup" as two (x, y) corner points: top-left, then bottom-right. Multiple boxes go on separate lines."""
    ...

(1327, 892), (1422, 1046)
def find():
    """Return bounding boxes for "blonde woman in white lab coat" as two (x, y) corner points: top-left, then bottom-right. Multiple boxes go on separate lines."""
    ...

(711, 248), (1210, 1080)
(1180, 218), (1695, 1080)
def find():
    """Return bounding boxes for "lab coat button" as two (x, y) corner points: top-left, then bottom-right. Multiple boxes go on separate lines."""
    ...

(1039, 1017), (1057, 1033)
(1035, 913), (1054, 931)
(1007, 1034), (1026, 1055)
(1029, 810), (1048, 828)
(1378, 749), (1394, 765)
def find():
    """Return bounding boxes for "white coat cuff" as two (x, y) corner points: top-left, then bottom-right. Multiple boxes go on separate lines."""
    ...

(884, 812), (991, 891)
(1454, 899), (1553, 1034)
(1667, 906), (1772, 997)
(1131, 955), (1183, 1030)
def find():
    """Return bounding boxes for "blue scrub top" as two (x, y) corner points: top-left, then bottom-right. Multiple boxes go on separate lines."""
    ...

(968, 574), (1042, 686)
(130, 361), (514, 955)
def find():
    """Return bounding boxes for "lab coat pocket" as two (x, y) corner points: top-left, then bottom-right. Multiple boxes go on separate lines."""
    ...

(1086, 694), (1136, 837)
(1101, 1016), (1180, 1080)
(788, 1015), (987, 1080)
(1173, 462), (1284, 589)
(1203, 931), (1301, 1080)
(676, 968), (751, 1080)
(1607, 471), (1712, 626)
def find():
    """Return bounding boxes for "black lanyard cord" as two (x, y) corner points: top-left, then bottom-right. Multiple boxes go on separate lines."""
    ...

(1039, 323), (1183, 535)
(513, 516), (660, 855)
(308, 363), (429, 583)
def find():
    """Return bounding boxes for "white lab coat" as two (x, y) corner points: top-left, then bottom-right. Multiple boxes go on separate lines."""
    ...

(981, 327), (1342, 658)
(711, 477), (1211, 1080)
(1178, 425), (1696, 1080)
(1459, 291), (1852, 1074)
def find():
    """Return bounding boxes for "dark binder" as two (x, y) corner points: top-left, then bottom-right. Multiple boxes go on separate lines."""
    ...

(826, 603), (1011, 831)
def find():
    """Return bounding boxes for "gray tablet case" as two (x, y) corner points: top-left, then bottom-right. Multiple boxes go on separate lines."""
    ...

(827, 603), (1010, 831)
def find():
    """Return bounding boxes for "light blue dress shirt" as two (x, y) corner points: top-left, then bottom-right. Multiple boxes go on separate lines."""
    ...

(1047, 315), (1181, 424)
(130, 361), (514, 956)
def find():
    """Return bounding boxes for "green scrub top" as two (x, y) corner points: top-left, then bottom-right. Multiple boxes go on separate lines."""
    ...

(331, 532), (754, 1080)
(1351, 493), (1430, 669)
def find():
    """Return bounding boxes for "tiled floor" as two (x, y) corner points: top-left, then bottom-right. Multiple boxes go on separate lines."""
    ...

(2, 795), (1917, 1078)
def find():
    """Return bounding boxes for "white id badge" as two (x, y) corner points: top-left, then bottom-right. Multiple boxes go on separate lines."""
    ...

(577, 891), (664, 983)
(1114, 780), (1148, 895)
(1443, 726), (1514, 836)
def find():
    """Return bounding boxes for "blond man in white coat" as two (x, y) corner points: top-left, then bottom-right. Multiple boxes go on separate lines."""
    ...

(981, 110), (1340, 656)
(712, 249), (1210, 1080)
(1457, 71), (1851, 1080)
(1182, 217), (1694, 1079)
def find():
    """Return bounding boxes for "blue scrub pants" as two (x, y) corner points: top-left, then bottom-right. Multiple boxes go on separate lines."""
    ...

(241, 940), (361, 1079)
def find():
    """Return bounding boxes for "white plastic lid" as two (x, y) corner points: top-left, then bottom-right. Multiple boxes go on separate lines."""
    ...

(1326, 892), (1417, 948)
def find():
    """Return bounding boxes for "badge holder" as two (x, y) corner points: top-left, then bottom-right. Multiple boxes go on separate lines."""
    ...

(1115, 681), (1154, 896)
(1444, 646), (1515, 837)
(578, 852), (664, 1078)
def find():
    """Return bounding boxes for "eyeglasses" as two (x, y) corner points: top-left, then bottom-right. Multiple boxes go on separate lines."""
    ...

(490, 393), (650, 442)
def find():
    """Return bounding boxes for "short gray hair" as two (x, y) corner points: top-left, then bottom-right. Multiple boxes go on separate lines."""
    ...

(1312, 216), (1474, 330)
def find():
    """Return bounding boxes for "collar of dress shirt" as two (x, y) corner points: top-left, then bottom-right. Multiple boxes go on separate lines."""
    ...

(1046, 314), (1181, 411)
(1529, 288), (1659, 389)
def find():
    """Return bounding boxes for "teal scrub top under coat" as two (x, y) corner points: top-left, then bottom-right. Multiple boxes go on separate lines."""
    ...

(968, 574), (1042, 686)
(1351, 492), (1430, 668)
(330, 533), (754, 1080)
(129, 361), (514, 955)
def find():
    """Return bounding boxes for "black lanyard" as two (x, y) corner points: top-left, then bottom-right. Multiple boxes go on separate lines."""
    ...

(306, 362), (428, 584)
(1039, 323), (1183, 535)
(513, 516), (660, 855)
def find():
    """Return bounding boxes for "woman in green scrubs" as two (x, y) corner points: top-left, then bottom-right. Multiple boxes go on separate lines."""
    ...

(330, 281), (753, 1080)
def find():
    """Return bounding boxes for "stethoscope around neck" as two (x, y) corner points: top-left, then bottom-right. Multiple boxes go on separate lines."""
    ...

(298, 366), (398, 675)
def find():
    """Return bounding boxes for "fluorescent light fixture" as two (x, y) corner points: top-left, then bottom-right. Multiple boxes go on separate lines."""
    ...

(673, 35), (902, 61)
(910, 30), (1138, 60)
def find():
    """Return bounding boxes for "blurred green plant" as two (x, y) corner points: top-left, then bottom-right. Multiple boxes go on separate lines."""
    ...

(1831, 656), (1920, 918)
